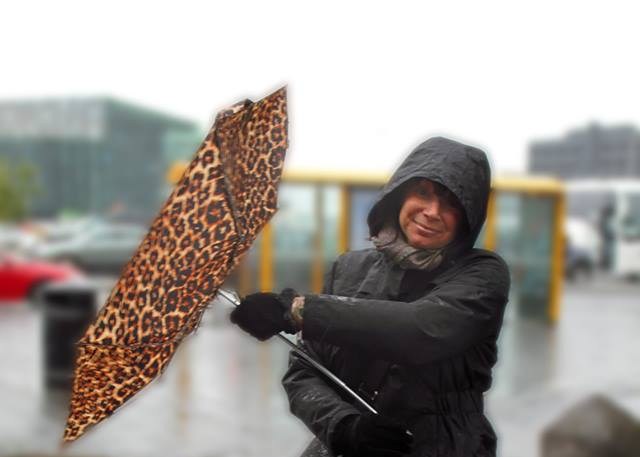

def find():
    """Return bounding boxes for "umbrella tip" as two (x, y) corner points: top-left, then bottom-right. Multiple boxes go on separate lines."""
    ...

(58, 437), (72, 450)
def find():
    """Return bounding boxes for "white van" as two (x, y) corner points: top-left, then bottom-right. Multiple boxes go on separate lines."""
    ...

(566, 179), (640, 278)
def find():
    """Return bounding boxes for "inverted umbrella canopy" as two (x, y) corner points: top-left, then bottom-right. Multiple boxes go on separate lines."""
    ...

(63, 87), (288, 443)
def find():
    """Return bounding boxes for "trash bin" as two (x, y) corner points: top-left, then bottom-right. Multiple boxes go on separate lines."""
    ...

(41, 280), (97, 389)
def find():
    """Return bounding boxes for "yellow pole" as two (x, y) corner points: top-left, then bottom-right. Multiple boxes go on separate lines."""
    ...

(338, 185), (351, 253)
(548, 192), (566, 323)
(484, 188), (497, 251)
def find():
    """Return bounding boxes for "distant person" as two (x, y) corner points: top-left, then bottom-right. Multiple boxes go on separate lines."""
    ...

(598, 203), (615, 270)
(231, 137), (511, 456)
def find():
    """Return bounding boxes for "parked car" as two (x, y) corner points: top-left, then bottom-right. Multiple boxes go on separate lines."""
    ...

(0, 253), (82, 303)
(0, 224), (40, 255)
(33, 222), (146, 273)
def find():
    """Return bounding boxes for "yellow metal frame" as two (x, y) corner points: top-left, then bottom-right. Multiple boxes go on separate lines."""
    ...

(484, 189), (497, 252)
(492, 176), (564, 195)
(282, 170), (389, 187)
(548, 191), (566, 322)
(338, 185), (351, 254)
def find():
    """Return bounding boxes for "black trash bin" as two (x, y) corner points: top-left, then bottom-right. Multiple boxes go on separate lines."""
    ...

(41, 280), (97, 389)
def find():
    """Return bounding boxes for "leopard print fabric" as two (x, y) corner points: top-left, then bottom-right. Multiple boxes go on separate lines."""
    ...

(63, 87), (288, 443)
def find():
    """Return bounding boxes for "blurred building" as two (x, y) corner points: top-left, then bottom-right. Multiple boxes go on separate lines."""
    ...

(0, 98), (202, 221)
(529, 123), (640, 179)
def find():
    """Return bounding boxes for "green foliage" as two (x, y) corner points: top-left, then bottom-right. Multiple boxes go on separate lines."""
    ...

(59, 208), (84, 220)
(0, 158), (40, 222)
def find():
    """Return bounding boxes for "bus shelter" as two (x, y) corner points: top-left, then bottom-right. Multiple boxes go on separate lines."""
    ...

(227, 172), (565, 324)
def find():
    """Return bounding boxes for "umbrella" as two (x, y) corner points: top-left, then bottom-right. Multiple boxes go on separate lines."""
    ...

(63, 87), (288, 443)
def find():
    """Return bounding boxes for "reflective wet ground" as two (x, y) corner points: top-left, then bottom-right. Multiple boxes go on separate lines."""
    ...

(490, 276), (640, 457)
(1, 275), (639, 457)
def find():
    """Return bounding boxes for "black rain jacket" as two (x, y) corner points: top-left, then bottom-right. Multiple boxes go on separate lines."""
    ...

(282, 137), (510, 457)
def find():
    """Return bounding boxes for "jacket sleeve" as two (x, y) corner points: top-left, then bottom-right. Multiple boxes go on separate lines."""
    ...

(281, 258), (360, 452)
(301, 254), (510, 366)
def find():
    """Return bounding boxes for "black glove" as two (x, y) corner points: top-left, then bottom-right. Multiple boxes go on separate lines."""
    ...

(229, 288), (298, 340)
(332, 412), (413, 457)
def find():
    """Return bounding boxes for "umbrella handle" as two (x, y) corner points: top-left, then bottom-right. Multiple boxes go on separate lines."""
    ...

(217, 288), (378, 415)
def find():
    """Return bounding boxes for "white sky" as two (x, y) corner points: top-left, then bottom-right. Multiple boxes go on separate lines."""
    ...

(2, 0), (639, 175)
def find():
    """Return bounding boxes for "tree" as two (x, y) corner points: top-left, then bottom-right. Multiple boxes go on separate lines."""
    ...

(0, 158), (40, 222)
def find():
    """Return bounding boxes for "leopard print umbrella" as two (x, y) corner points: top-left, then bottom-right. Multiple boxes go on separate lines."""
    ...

(63, 87), (288, 443)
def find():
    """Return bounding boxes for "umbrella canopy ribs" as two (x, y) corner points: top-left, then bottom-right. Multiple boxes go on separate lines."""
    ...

(63, 87), (288, 443)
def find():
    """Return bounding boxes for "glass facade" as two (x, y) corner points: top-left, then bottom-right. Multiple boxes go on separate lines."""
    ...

(268, 183), (343, 293)
(0, 98), (201, 222)
(349, 187), (379, 251)
(272, 183), (316, 292)
(495, 193), (555, 320)
(622, 194), (640, 240)
(321, 185), (341, 283)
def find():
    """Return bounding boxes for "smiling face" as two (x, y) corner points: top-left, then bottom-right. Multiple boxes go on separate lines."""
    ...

(398, 179), (464, 249)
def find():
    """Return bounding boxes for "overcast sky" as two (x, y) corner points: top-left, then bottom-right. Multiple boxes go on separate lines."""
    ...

(2, 0), (639, 175)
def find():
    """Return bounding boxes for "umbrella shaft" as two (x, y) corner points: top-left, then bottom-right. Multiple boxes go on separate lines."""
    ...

(217, 289), (377, 415)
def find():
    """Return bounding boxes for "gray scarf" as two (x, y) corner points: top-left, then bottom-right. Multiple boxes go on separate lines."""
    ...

(371, 225), (445, 271)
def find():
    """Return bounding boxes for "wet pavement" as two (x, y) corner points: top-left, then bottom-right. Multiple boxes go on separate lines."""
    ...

(1, 274), (639, 457)
(490, 275), (640, 457)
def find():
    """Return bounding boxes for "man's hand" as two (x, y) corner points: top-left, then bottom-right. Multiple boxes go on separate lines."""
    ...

(333, 412), (413, 457)
(229, 289), (300, 340)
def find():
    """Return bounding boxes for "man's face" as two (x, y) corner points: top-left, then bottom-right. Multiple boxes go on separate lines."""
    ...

(398, 179), (463, 249)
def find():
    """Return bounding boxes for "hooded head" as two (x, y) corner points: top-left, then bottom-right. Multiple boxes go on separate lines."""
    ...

(367, 137), (491, 259)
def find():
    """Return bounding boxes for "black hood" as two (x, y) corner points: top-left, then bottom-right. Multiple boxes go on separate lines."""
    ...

(367, 136), (491, 253)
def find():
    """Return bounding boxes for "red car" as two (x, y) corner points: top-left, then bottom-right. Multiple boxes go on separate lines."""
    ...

(0, 253), (83, 302)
